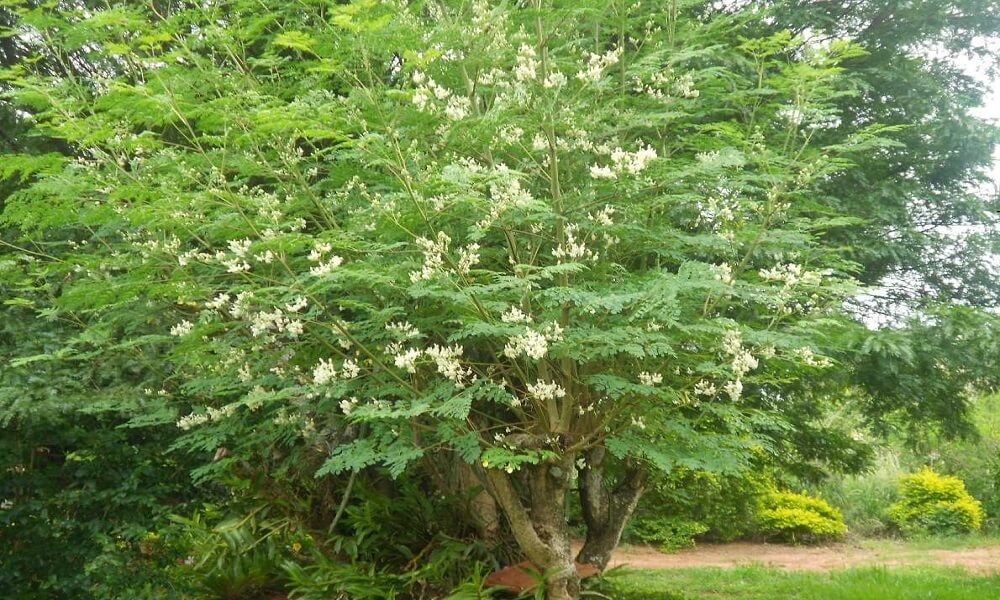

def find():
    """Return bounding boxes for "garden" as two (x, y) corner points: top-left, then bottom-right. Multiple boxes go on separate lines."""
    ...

(1, 1), (999, 599)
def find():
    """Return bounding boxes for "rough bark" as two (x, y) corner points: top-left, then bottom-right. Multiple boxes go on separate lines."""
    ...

(481, 456), (580, 598)
(577, 447), (648, 570)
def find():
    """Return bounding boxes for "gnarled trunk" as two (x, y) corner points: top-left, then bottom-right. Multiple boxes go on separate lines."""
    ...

(482, 455), (580, 599)
(577, 447), (648, 570)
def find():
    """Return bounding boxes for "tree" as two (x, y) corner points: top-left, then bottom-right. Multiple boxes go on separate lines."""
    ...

(0, 1), (950, 598)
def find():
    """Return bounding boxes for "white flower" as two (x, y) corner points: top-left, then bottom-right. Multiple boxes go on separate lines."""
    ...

(694, 380), (717, 396)
(732, 349), (758, 377)
(308, 242), (333, 262)
(412, 87), (433, 112)
(386, 321), (421, 338)
(170, 320), (194, 337)
(342, 359), (360, 379)
(227, 238), (252, 257)
(206, 293), (230, 311)
(711, 263), (734, 285)
(313, 358), (338, 385)
(176, 412), (209, 430)
(501, 306), (532, 323)
(310, 256), (344, 277)
(504, 329), (549, 360)
(543, 71), (567, 89)
(576, 47), (621, 83)
(444, 96), (471, 120)
(410, 232), (450, 282)
(394, 347), (422, 373)
(285, 319), (304, 337)
(527, 380), (566, 401)
(589, 165), (616, 179)
(424, 344), (470, 386)
(723, 379), (743, 401)
(457, 243), (481, 275)
(284, 297), (308, 313)
(532, 133), (549, 151)
(514, 44), (539, 82)
(552, 223), (597, 263)
(639, 372), (663, 386)
(587, 205), (615, 227)
(339, 397), (359, 416)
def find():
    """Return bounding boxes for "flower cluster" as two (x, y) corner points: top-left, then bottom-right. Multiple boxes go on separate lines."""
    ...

(720, 330), (759, 401)
(552, 223), (598, 263)
(639, 371), (663, 386)
(590, 144), (657, 179)
(576, 47), (622, 83)
(527, 380), (566, 401)
(760, 263), (823, 288)
(308, 241), (345, 277)
(410, 231), (451, 282)
(503, 322), (564, 360)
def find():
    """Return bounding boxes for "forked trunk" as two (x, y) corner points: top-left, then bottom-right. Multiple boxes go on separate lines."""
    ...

(482, 456), (580, 598)
(577, 447), (648, 570)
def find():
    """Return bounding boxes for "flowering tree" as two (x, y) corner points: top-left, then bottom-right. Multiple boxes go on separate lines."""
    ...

(1, 1), (892, 597)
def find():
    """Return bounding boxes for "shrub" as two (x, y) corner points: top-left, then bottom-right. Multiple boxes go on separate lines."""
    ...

(889, 468), (985, 536)
(756, 491), (847, 543)
(628, 516), (710, 553)
(813, 450), (904, 537)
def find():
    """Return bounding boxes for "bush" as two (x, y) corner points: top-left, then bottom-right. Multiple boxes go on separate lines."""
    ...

(813, 450), (904, 537)
(756, 491), (847, 543)
(628, 516), (710, 553)
(889, 468), (985, 536)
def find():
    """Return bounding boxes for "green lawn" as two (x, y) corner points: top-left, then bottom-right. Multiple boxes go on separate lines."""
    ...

(597, 566), (1000, 599)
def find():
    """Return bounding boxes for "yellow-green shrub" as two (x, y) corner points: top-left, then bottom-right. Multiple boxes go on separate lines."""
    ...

(889, 468), (985, 536)
(756, 491), (847, 543)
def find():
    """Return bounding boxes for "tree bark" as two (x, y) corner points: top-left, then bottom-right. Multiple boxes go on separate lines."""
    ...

(481, 455), (580, 598)
(577, 447), (648, 570)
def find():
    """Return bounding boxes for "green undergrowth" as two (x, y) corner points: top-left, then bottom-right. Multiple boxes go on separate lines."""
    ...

(598, 566), (1000, 600)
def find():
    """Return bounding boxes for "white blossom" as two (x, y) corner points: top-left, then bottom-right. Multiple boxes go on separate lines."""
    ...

(504, 329), (549, 360)
(313, 358), (338, 385)
(501, 306), (532, 323)
(723, 379), (743, 401)
(457, 243), (481, 275)
(514, 44), (539, 81)
(284, 297), (308, 313)
(425, 344), (470, 386)
(386, 321), (421, 338)
(394, 347), (422, 373)
(342, 358), (360, 379)
(527, 380), (566, 401)
(170, 320), (194, 337)
(543, 71), (567, 89)
(639, 371), (663, 386)
(310, 255), (344, 277)
(576, 47), (622, 83)
(444, 95), (470, 120)
(711, 263), (734, 285)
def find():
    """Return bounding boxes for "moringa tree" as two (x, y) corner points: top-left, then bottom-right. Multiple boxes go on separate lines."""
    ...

(2, 0), (901, 597)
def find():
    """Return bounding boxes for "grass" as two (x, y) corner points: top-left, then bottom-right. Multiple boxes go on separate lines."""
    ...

(860, 533), (1000, 552)
(598, 566), (1000, 599)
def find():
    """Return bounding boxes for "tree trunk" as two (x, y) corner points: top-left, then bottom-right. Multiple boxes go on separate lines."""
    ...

(481, 455), (580, 598)
(577, 447), (648, 570)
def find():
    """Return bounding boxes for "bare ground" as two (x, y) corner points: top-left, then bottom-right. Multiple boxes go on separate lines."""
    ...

(606, 542), (1000, 574)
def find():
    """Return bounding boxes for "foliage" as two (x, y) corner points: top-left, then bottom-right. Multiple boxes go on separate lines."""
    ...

(627, 516), (709, 553)
(1, 0), (998, 596)
(627, 467), (771, 544)
(889, 468), (985, 536)
(812, 450), (903, 537)
(755, 490), (847, 543)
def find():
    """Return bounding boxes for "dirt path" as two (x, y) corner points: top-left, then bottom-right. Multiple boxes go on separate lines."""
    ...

(607, 542), (1000, 574)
